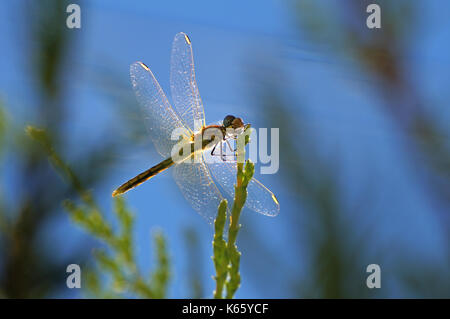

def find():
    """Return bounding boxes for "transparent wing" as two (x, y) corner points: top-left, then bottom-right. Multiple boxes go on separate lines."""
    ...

(205, 153), (280, 217)
(130, 61), (190, 158)
(170, 32), (205, 132)
(172, 157), (227, 224)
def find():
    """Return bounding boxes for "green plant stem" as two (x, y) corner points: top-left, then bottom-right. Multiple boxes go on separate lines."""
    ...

(212, 200), (228, 299)
(225, 159), (254, 298)
(27, 125), (170, 298)
(212, 125), (254, 299)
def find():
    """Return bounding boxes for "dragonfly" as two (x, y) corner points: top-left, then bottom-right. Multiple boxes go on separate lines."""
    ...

(112, 32), (279, 223)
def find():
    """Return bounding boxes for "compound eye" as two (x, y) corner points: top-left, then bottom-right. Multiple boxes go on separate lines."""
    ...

(223, 115), (235, 127)
(231, 117), (244, 129)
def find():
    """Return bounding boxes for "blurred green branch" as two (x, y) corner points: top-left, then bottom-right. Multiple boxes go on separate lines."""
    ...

(290, 2), (450, 297)
(183, 227), (205, 298)
(293, 0), (450, 209)
(212, 126), (254, 299)
(26, 125), (171, 298)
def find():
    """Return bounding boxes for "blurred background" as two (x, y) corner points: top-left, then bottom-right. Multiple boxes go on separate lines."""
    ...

(0, 0), (449, 298)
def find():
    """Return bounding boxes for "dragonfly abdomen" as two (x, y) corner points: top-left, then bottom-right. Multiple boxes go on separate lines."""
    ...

(112, 157), (175, 197)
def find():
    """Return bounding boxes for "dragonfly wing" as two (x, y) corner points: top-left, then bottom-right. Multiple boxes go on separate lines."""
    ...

(170, 32), (206, 132)
(130, 62), (190, 158)
(173, 158), (227, 224)
(205, 155), (280, 217)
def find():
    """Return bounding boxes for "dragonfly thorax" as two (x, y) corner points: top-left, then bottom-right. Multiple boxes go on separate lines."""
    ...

(200, 125), (227, 144)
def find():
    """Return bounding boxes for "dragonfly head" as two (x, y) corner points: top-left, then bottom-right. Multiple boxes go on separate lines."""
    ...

(223, 114), (245, 129)
(223, 115), (245, 137)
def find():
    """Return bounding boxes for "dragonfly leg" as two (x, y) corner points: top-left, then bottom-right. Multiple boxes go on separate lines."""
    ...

(220, 141), (225, 161)
(210, 142), (225, 157)
(210, 144), (217, 156)
(210, 141), (237, 162)
(226, 139), (237, 152)
(211, 142), (228, 159)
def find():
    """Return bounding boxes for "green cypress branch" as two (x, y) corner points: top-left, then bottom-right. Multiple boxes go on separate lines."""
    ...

(26, 125), (170, 298)
(151, 231), (171, 298)
(212, 124), (254, 299)
(225, 159), (254, 298)
(212, 199), (229, 299)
